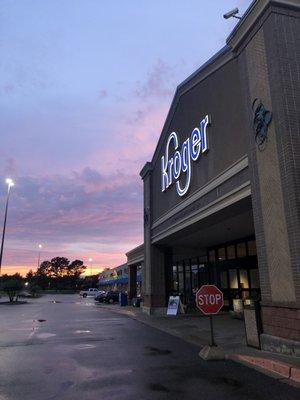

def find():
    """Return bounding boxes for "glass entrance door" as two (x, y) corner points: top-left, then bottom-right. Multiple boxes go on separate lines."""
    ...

(209, 238), (259, 311)
(169, 238), (259, 311)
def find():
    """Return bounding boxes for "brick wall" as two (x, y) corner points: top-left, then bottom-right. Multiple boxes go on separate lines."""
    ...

(262, 306), (300, 342)
(263, 10), (300, 303)
(237, 2), (300, 348)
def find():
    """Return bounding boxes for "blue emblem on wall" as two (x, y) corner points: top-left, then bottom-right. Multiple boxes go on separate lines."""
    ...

(252, 98), (272, 150)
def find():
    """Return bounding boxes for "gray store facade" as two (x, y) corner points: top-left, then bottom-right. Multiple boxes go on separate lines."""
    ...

(127, 0), (300, 355)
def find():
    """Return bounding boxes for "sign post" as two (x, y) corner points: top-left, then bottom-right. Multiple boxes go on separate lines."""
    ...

(209, 315), (216, 347)
(196, 285), (225, 360)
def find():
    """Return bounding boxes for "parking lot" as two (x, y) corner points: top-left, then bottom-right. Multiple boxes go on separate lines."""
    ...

(0, 294), (299, 400)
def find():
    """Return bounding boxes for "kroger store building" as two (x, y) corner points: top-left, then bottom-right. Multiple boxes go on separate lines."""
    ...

(126, 0), (300, 356)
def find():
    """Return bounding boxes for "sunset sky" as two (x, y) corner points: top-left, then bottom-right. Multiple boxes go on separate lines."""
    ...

(0, 0), (250, 276)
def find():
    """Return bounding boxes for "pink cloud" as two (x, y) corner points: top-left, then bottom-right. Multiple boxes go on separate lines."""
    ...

(0, 58), (183, 274)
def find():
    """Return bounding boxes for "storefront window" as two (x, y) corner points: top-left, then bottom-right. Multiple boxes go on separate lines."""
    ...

(191, 262), (198, 271)
(198, 255), (208, 263)
(185, 262), (192, 296)
(172, 265), (178, 292)
(248, 240), (257, 256)
(192, 274), (198, 291)
(199, 264), (209, 285)
(178, 262), (184, 293)
(250, 269), (260, 288)
(220, 271), (228, 288)
(208, 250), (215, 262)
(237, 242), (247, 258)
(227, 245), (235, 259)
(241, 291), (250, 301)
(218, 247), (226, 261)
(239, 269), (249, 289)
(168, 238), (259, 311)
(229, 269), (238, 289)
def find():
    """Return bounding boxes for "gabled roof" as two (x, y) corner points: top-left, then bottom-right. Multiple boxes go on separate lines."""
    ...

(140, 0), (299, 175)
(146, 45), (233, 170)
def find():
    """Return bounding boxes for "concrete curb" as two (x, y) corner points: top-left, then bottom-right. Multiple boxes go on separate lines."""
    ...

(229, 354), (300, 384)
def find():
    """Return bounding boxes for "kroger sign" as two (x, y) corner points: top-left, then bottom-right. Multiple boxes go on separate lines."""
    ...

(161, 115), (210, 197)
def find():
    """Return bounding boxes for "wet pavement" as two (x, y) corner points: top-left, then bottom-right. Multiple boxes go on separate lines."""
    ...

(0, 294), (299, 400)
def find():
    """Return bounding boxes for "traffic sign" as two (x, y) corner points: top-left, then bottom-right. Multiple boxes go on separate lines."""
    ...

(196, 285), (224, 315)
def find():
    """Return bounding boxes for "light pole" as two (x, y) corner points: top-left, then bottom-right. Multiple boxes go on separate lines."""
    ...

(37, 243), (42, 269)
(0, 178), (14, 276)
(89, 258), (93, 276)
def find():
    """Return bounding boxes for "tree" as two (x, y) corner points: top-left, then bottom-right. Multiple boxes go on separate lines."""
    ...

(38, 261), (52, 276)
(26, 269), (34, 282)
(81, 275), (99, 289)
(68, 259), (86, 276)
(34, 257), (87, 290)
(65, 260), (86, 289)
(50, 257), (69, 278)
(35, 261), (52, 289)
(2, 278), (23, 302)
(28, 283), (41, 298)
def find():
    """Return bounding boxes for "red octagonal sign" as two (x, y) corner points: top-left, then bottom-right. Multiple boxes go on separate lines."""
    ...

(196, 285), (224, 315)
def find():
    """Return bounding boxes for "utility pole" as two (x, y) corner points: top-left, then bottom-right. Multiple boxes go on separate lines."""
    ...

(0, 178), (14, 276)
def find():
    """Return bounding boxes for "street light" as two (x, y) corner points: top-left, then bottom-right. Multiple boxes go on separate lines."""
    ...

(89, 258), (93, 276)
(37, 243), (42, 269)
(0, 178), (14, 276)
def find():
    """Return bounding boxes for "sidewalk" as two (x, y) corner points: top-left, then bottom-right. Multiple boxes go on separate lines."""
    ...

(96, 303), (300, 386)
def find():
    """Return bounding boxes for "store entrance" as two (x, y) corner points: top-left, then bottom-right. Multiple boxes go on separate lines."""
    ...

(169, 237), (260, 311)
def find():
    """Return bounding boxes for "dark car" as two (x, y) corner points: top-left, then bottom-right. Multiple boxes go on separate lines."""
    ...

(103, 291), (119, 304)
(94, 291), (106, 303)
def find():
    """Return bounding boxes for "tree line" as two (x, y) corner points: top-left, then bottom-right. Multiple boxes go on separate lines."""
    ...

(0, 257), (100, 302)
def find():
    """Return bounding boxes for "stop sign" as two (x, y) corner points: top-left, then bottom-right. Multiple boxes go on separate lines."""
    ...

(196, 285), (224, 315)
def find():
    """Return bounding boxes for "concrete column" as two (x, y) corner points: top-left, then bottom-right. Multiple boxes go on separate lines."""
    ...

(128, 265), (137, 303)
(140, 162), (167, 315)
(140, 261), (145, 299)
(164, 247), (173, 299)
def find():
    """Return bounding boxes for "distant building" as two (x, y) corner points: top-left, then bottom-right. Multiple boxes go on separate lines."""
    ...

(97, 263), (142, 295)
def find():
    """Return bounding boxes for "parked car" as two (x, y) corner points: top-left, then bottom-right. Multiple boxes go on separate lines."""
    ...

(79, 288), (100, 298)
(18, 291), (32, 298)
(103, 291), (120, 304)
(94, 291), (107, 303)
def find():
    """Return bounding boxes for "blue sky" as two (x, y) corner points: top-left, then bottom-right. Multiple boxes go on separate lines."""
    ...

(0, 0), (251, 274)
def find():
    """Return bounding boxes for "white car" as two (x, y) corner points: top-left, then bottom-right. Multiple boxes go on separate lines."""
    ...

(79, 288), (100, 298)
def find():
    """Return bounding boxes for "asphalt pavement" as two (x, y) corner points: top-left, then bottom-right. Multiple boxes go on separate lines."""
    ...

(0, 294), (299, 400)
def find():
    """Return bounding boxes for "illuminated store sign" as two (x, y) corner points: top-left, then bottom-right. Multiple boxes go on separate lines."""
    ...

(161, 115), (210, 196)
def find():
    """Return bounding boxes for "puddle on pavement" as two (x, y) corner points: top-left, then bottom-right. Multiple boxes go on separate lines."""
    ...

(36, 332), (57, 339)
(148, 383), (170, 392)
(77, 368), (133, 390)
(210, 376), (242, 387)
(74, 344), (96, 350)
(144, 346), (172, 356)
